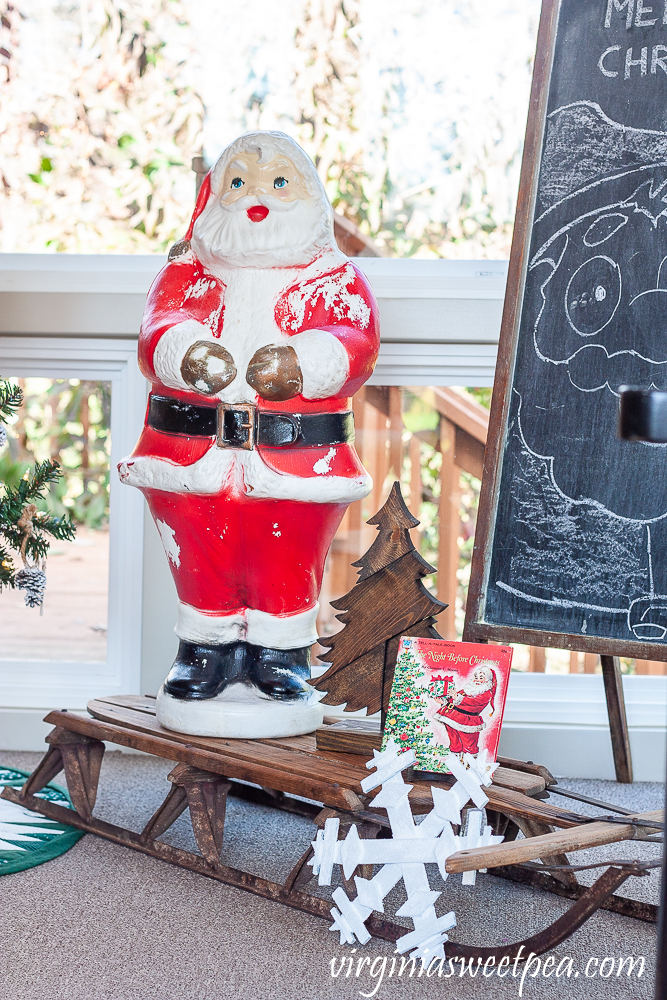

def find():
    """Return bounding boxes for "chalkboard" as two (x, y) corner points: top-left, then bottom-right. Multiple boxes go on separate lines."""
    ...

(465, 0), (667, 660)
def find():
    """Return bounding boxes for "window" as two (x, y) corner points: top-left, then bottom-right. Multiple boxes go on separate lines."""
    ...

(0, 334), (145, 710)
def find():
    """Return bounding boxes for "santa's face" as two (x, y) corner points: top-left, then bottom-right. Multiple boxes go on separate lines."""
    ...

(219, 151), (309, 211)
(468, 668), (492, 691)
(192, 147), (331, 270)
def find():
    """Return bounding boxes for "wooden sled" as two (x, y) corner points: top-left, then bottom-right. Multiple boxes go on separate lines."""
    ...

(1, 695), (661, 962)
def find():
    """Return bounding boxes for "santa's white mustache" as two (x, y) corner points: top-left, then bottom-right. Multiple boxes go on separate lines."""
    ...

(221, 194), (300, 214)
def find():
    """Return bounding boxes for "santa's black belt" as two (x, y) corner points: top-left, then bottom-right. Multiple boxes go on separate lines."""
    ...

(148, 394), (354, 451)
(447, 707), (480, 717)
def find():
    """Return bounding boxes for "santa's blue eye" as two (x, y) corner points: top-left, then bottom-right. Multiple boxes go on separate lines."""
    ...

(230, 177), (244, 189)
(274, 176), (287, 189)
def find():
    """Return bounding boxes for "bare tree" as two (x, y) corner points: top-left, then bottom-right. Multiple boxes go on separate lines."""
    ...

(0, 0), (203, 252)
(0, 1), (539, 259)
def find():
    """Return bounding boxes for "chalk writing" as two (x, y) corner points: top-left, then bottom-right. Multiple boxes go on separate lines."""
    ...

(479, 0), (667, 646)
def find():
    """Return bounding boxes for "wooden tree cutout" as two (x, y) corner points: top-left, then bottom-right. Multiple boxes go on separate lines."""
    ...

(311, 482), (447, 722)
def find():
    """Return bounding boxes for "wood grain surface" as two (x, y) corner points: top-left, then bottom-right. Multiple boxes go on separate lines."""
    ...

(83, 698), (562, 818)
(445, 810), (664, 873)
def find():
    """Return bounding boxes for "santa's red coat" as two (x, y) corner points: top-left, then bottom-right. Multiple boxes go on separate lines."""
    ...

(437, 688), (493, 756)
(132, 248), (379, 483)
(436, 689), (494, 731)
(120, 206), (380, 644)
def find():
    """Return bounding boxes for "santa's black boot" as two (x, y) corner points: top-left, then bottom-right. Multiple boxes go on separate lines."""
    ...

(246, 644), (312, 701)
(163, 640), (246, 700)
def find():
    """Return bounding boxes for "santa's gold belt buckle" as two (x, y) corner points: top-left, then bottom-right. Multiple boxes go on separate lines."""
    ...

(216, 402), (256, 450)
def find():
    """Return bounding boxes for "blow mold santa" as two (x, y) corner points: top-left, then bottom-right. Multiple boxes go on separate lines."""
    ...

(119, 131), (379, 737)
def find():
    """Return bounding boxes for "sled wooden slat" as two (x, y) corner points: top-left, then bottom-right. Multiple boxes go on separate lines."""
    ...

(57, 699), (631, 831)
(46, 709), (366, 812)
(86, 699), (613, 829)
(89, 696), (547, 799)
(446, 809), (664, 873)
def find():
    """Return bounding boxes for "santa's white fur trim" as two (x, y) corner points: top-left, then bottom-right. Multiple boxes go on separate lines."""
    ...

(152, 320), (214, 392)
(118, 447), (372, 504)
(176, 603), (245, 645)
(246, 605), (319, 648)
(290, 329), (349, 399)
(175, 601), (319, 648)
(243, 450), (371, 502)
(118, 447), (237, 494)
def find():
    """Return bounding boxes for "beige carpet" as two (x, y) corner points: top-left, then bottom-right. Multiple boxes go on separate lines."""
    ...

(0, 750), (660, 1000)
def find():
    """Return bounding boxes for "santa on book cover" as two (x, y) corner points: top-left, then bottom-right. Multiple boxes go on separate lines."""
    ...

(382, 637), (513, 774)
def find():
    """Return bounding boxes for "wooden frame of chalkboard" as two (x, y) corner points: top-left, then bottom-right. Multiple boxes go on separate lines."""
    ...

(464, 0), (667, 664)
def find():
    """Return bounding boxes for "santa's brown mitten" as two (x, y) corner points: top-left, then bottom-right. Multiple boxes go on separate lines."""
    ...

(246, 344), (303, 401)
(181, 341), (237, 395)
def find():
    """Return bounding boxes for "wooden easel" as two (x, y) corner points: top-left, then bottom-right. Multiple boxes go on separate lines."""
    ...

(599, 655), (633, 783)
(462, 0), (662, 784)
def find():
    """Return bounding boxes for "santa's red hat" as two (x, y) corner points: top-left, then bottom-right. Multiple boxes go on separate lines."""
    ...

(185, 171), (213, 240)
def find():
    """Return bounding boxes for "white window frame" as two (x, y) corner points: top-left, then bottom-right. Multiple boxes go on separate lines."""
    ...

(0, 336), (145, 709)
(2, 253), (664, 778)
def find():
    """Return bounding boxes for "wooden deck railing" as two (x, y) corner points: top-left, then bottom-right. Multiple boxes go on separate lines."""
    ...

(317, 385), (488, 646)
(317, 386), (667, 676)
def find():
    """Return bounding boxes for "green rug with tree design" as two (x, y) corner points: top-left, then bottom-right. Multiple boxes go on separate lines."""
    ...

(0, 767), (84, 875)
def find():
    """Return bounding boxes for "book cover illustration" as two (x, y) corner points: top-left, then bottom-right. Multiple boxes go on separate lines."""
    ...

(382, 637), (513, 774)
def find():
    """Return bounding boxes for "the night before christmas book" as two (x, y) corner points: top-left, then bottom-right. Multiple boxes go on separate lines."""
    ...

(382, 637), (513, 774)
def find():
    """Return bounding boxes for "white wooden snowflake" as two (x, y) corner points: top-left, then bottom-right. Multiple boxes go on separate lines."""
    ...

(309, 739), (504, 960)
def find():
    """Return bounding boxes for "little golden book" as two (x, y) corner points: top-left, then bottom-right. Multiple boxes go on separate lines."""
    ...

(382, 637), (513, 774)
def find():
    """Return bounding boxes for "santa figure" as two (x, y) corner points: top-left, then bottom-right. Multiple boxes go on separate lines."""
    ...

(118, 131), (379, 737)
(426, 665), (497, 758)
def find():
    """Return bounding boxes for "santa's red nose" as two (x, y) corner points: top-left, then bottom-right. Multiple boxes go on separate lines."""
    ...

(247, 205), (269, 222)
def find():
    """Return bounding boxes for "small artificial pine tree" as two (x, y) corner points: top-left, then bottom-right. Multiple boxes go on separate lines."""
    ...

(0, 380), (76, 606)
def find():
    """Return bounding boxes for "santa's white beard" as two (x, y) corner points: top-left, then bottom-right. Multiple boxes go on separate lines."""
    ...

(462, 680), (492, 696)
(191, 193), (332, 270)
